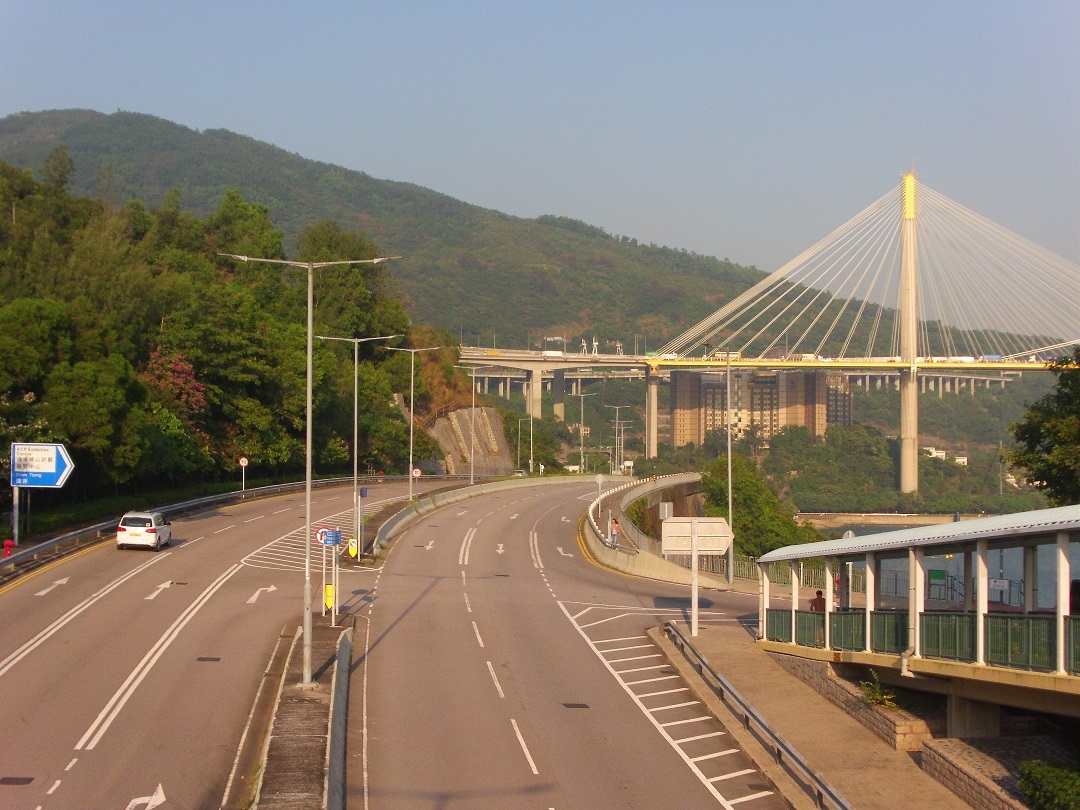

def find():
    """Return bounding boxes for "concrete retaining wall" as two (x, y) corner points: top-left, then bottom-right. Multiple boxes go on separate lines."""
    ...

(769, 654), (936, 751)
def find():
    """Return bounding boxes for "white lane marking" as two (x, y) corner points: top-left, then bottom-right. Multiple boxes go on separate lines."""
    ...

(272, 508), (291, 514)
(47, 779), (61, 794)
(213, 524), (236, 534)
(710, 769), (755, 782)
(220, 627), (291, 809)
(510, 514), (519, 520)
(640, 687), (691, 698)
(528, 531), (543, 569)
(603, 643), (654, 653)
(510, 719), (539, 775)
(0, 555), (169, 680)
(76, 564), (243, 750)
(456, 510), (468, 516)
(676, 731), (727, 744)
(34, 577), (70, 596)
(458, 528), (476, 566)
(463, 593), (472, 613)
(471, 621), (485, 648)
(65, 758), (77, 771)
(693, 748), (739, 762)
(608, 653), (663, 664)
(725, 790), (774, 805)
(495, 544), (505, 554)
(625, 674), (681, 686)
(244, 515), (264, 523)
(650, 701), (701, 713)
(145, 581), (172, 601)
(246, 585), (277, 604)
(424, 540), (435, 550)
(555, 547), (573, 557)
(461, 570), (466, 586)
(486, 661), (505, 698)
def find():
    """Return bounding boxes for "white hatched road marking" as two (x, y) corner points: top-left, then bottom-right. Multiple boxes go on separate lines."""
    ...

(559, 602), (779, 808)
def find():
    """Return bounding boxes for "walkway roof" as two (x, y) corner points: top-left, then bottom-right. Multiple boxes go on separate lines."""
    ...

(758, 505), (1080, 563)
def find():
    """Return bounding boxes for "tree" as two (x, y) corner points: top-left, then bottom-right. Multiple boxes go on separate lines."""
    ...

(1007, 348), (1080, 506)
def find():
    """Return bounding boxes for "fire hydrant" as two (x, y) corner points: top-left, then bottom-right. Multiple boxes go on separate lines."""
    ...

(3, 538), (15, 558)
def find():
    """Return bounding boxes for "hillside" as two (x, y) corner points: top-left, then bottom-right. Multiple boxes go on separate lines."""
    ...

(0, 109), (762, 347)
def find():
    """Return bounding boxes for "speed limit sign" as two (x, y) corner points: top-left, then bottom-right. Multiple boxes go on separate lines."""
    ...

(239, 456), (249, 467)
(412, 468), (421, 478)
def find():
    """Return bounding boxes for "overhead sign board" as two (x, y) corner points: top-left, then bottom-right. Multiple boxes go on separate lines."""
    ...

(661, 517), (733, 554)
(10, 443), (75, 488)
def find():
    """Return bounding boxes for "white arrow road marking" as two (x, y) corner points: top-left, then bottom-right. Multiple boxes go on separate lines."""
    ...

(0, 556), (168, 681)
(425, 540), (435, 550)
(246, 585), (277, 604)
(35, 577), (70, 596)
(562, 516), (570, 522)
(125, 783), (166, 810)
(456, 509), (468, 516)
(510, 514), (519, 520)
(495, 544), (505, 554)
(556, 547), (574, 557)
(145, 581), (172, 600)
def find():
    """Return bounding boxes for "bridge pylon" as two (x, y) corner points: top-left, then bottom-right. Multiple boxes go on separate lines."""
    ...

(900, 171), (919, 493)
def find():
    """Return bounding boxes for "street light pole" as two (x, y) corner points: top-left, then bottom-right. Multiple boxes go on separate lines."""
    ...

(577, 391), (597, 472)
(387, 346), (440, 501)
(316, 333), (401, 552)
(218, 252), (399, 686)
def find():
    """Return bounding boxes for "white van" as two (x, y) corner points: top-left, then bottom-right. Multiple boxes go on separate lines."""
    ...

(116, 511), (173, 551)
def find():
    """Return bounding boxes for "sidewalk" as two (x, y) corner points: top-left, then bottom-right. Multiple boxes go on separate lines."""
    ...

(653, 616), (971, 810)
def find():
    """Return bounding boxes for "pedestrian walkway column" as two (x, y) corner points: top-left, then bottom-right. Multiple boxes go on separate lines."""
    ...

(1023, 545), (1038, 613)
(790, 562), (800, 644)
(908, 547), (925, 657)
(1055, 531), (1071, 674)
(645, 367), (658, 458)
(975, 539), (989, 664)
(759, 564), (771, 640)
(824, 558), (834, 649)
(553, 369), (565, 422)
(864, 552), (876, 653)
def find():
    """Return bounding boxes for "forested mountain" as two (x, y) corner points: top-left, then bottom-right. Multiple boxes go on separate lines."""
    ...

(0, 109), (762, 348)
(0, 155), (457, 509)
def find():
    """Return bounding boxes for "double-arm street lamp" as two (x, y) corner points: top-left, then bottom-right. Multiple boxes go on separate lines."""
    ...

(386, 346), (440, 501)
(316, 334), (401, 552)
(219, 252), (399, 685)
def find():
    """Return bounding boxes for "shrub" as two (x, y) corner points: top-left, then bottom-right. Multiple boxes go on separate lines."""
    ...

(858, 668), (898, 709)
(1019, 760), (1080, 810)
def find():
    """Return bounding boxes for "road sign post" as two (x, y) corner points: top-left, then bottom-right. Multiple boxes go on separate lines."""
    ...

(661, 517), (733, 637)
(10, 443), (75, 545)
(239, 456), (249, 498)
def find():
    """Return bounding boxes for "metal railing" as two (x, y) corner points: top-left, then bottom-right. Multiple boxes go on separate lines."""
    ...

(870, 611), (908, 654)
(985, 615), (1056, 672)
(829, 611), (865, 651)
(795, 611), (826, 648)
(1069, 617), (1080, 676)
(921, 612), (976, 662)
(664, 622), (851, 810)
(765, 609), (792, 642)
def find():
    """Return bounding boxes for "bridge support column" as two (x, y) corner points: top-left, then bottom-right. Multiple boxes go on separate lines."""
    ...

(553, 370), (565, 422)
(646, 367), (658, 458)
(526, 368), (543, 419)
(947, 696), (1000, 738)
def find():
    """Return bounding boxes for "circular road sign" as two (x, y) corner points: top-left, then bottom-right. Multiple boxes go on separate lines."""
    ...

(239, 456), (249, 467)
(412, 468), (421, 478)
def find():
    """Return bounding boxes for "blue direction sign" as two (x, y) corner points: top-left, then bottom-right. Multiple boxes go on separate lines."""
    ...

(11, 443), (75, 488)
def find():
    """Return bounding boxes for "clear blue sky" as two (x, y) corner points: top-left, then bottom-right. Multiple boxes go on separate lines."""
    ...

(2, 1), (1077, 270)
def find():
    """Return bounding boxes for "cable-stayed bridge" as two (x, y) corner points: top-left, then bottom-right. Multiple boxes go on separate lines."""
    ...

(461, 172), (1079, 494)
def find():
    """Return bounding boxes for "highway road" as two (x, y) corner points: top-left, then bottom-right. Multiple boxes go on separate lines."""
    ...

(0, 479), (436, 810)
(347, 480), (789, 810)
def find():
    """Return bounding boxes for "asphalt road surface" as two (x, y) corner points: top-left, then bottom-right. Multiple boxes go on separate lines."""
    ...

(0, 479), (436, 810)
(348, 480), (789, 810)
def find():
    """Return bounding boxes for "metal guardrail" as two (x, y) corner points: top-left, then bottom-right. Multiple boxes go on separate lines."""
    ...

(664, 621), (852, 810)
(1, 474), (480, 574)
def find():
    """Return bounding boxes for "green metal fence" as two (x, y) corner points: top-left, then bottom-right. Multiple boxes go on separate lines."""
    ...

(921, 612), (976, 662)
(795, 611), (826, 648)
(1069, 616), (1080, 676)
(985, 615), (1056, 672)
(766, 609), (792, 642)
(870, 611), (908, 654)
(830, 611), (866, 651)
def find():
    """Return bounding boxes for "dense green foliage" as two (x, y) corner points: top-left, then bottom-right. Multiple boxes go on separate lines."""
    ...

(1007, 348), (1080, 506)
(0, 152), (442, 516)
(0, 110), (764, 350)
(1018, 760), (1080, 810)
(700, 454), (823, 557)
